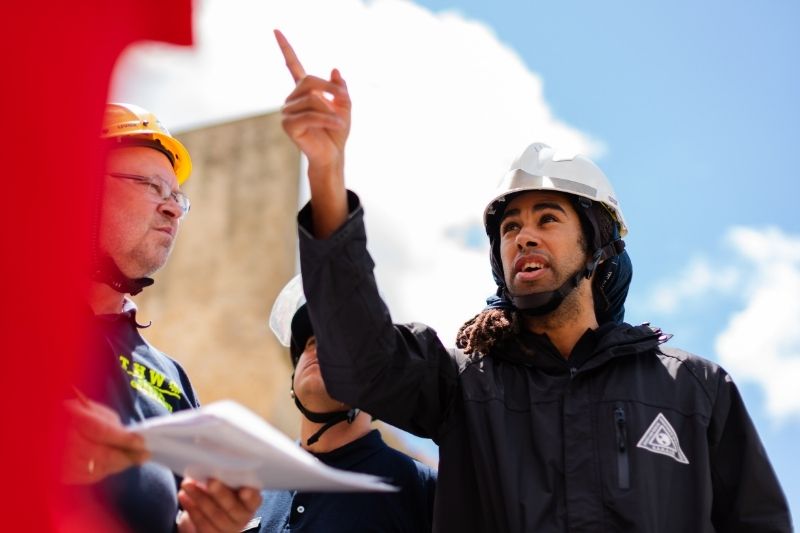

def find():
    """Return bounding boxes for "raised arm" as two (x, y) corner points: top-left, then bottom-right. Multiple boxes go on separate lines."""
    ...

(274, 29), (350, 239)
(273, 31), (462, 439)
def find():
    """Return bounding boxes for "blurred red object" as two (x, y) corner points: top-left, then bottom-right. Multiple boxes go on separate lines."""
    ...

(0, 2), (192, 530)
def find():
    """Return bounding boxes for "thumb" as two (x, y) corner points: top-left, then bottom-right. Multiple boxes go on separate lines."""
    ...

(176, 510), (197, 533)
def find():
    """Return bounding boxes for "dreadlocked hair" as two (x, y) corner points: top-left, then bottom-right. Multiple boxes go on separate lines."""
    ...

(456, 307), (521, 358)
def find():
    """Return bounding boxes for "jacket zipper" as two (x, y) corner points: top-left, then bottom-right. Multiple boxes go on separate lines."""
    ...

(614, 403), (630, 490)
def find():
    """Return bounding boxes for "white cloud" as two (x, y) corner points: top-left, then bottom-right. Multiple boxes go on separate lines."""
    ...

(641, 226), (800, 423)
(645, 256), (740, 314)
(111, 0), (598, 343)
(715, 227), (800, 423)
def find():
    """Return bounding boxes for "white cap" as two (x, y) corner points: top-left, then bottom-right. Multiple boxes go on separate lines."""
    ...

(269, 274), (306, 347)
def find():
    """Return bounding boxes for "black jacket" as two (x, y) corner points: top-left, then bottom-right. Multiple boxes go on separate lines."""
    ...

(298, 193), (792, 533)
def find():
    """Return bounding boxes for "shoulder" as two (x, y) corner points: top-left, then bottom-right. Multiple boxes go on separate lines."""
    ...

(655, 345), (727, 403)
(407, 453), (437, 484)
(140, 338), (192, 378)
(372, 434), (437, 483)
(138, 339), (201, 408)
(448, 346), (475, 374)
(656, 345), (722, 378)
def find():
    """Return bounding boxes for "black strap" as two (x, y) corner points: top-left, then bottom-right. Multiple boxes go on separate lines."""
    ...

(92, 254), (154, 296)
(508, 238), (625, 316)
(293, 393), (359, 446)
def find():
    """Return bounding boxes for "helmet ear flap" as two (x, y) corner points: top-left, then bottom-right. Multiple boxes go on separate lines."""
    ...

(489, 233), (505, 289)
(485, 191), (523, 292)
(572, 195), (615, 257)
(593, 248), (632, 324)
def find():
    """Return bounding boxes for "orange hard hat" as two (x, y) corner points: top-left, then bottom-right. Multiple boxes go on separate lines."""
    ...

(102, 103), (192, 184)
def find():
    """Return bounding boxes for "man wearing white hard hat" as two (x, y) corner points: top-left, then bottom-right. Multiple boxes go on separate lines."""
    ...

(275, 31), (791, 533)
(247, 275), (435, 532)
(61, 103), (261, 533)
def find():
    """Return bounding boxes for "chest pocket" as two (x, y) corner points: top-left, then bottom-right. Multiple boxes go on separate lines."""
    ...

(599, 400), (706, 492)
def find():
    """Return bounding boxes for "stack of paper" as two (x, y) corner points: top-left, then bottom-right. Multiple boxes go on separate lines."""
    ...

(132, 400), (397, 492)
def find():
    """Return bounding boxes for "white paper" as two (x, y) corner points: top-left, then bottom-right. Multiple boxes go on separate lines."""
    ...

(131, 400), (398, 492)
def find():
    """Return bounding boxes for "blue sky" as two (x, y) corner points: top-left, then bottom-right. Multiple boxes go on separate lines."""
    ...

(114, 0), (799, 517)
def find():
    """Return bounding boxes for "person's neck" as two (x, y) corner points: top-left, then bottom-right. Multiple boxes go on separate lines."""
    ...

(87, 280), (127, 315)
(300, 411), (372, 454)
(523, 285), (598, 359)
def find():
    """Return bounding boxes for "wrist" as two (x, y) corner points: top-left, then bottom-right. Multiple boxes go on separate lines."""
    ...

(307, 157), (345, 185)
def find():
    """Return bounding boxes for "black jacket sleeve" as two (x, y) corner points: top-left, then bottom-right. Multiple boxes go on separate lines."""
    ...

(708, 369), (793, 532)
(297, 192), (463, 440)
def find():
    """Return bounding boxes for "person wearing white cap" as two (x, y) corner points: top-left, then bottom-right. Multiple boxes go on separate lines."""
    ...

(245, 276), (435, 532)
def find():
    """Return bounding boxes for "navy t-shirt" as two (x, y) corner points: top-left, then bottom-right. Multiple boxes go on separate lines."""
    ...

(79, 300), (200, 533)
(252, 429), (436, 532)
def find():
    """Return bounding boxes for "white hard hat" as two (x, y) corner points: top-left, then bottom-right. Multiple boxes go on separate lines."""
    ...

(484, 143), (627, 237)
(269, 274), (306, 348)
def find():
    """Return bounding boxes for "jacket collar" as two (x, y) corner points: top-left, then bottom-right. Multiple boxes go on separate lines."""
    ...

(490, 322), (669, 374)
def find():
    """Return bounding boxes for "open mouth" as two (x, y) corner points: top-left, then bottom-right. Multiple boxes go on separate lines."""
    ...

(514, 256), (549, 280)
(515, 257), (546, 274)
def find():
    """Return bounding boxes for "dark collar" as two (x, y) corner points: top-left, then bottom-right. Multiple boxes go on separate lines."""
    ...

(311, 429), (385, 469)
(92, 299), (151, 329)
(491, 322), (665, 373)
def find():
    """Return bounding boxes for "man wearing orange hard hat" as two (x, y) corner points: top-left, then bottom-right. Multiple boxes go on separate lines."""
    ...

(61, 103), (261, 533)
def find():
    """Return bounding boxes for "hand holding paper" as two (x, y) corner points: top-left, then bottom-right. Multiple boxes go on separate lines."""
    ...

(132, 400), (397, 492)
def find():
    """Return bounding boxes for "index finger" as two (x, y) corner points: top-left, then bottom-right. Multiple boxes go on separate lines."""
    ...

(274, 29), (306, 83)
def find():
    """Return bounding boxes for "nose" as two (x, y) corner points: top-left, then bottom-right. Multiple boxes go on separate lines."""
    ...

(157, 196), (182, 220)
(515, 227), (539, 251)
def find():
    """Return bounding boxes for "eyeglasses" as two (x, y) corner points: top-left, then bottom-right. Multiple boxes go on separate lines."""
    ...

(107, 172), (191, 218)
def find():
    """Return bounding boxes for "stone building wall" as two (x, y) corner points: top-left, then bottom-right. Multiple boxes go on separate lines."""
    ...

(133, 111), (302, 436)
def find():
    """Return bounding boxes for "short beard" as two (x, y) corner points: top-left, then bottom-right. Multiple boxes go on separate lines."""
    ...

(126, 242), (173, 278)
(522, 276), (591, 331)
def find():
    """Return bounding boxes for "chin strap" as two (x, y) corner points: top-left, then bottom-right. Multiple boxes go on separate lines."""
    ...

(91, 253), (154, 296)
(508, 238), (625, 317)
(292, 391), (359, 446)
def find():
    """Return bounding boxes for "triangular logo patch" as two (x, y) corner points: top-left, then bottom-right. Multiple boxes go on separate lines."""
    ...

(636, 412), (689, 464)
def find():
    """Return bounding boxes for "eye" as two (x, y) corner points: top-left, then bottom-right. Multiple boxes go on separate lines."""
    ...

(500, 220), (520, 235)
(539, 213), (559, 225)
(141, 180), (162, 196)
(157, 182), (173, 199)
